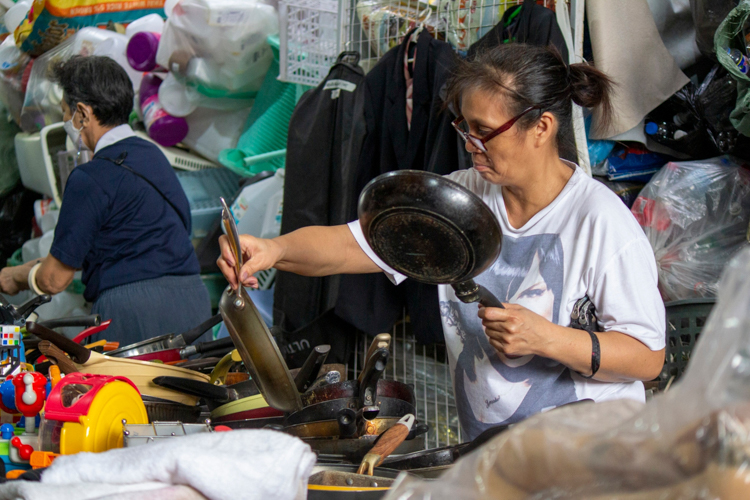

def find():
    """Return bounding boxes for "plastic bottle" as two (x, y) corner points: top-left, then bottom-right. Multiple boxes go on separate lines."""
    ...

(728, 47), (749, 75)
(645, 121), (687, 141)
(260, 188), (283, 239)
(233, 169), (284, 239)
(127, 32), (161, 72)
(139, 73), (189, 147)
(157, 72), (200, 117)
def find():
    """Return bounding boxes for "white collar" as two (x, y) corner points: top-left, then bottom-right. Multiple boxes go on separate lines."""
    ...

(94, 124), (137, 154)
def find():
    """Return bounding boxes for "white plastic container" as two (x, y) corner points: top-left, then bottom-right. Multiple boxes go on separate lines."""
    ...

(3, 0), (31, 34)
(38, 230), (54, 259)
(158, 73), (200, 117)
(233, 168), (284, 239)
(260, 188), (283, 239)
(125, 13), (165, 37)
(182, 106), (252, 162)
(21, 237), (40, 263)
(73, 28), (143, 91)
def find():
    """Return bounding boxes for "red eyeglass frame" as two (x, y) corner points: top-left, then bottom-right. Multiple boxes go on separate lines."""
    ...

(452, 106), (540, 152)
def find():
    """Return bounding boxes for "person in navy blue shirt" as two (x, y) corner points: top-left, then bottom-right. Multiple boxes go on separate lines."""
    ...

(0, 56), (211, 346)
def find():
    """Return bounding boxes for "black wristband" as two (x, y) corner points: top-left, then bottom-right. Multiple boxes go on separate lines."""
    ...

(578, 330), (601, 379)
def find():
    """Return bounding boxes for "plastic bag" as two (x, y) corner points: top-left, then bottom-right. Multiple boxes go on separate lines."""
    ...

(604, 145), (669, 182)
(14, 0), (166, 57)
(434, 0), (498, 53)
(0, 36), (31, 125)
(715, 0), (750, 138)
(691, 0), (738, 59)
(155, 0), (278, 102)
(644, 64), (748, 159)
(0, 101), (20, 198)
(356, 0), (440, 58)
(631, 156), (750, 301)
(19, 27), (140, 133)
(385, 246), (750, 499)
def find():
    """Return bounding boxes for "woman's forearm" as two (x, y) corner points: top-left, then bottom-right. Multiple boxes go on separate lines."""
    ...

(543, 325), (665, 383)
(273, 224), (382, 277)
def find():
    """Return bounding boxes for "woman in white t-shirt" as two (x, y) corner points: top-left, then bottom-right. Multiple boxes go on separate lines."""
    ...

(217, 44), (666, 440)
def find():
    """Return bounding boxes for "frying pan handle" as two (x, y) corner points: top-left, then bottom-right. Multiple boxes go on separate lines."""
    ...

(359, 348), (389, 408)
(39, 315), (101, 330)
(26, 322), (92, 364)
(453, 281), (505, 309)
(179, 313), (223, 346)
(294, 345), (331, 393)
(14, 294), (52, 320)
(477, 286), (505, 309)
(152, 376), (231, 404)
(38, 340), (79, 375)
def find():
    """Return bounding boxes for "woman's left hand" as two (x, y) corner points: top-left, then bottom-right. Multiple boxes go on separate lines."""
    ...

(0, 264), (31, 296)
(478, 303), (556, 358)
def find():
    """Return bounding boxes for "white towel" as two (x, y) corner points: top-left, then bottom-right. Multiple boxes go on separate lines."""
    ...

(0, 481), (205, 500)
(0, 429), (315, 500)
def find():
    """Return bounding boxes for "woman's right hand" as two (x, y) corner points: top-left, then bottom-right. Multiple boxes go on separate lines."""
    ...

(217, 234), (283, 290)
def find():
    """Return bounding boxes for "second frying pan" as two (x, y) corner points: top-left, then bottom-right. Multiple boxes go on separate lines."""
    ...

(358, 170), (505, 309)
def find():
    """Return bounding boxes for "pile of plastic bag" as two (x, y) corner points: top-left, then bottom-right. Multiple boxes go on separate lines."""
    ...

(384, 246), (750, 499)
(631, 156), (750, 301)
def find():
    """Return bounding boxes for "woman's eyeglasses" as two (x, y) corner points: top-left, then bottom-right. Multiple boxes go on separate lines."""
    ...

(452, 106), (540, 153)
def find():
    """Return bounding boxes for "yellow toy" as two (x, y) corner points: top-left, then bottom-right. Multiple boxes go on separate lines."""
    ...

(40, 373), (148, 455)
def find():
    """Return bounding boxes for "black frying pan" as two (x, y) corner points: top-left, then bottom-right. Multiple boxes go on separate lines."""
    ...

(358, 170), (505, 309)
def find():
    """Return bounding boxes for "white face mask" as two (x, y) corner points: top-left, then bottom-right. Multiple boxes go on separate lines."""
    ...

(63, 110), (83, 146)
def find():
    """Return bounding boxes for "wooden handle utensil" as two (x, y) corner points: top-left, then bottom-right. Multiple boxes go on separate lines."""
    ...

(357, 413), (415, 476)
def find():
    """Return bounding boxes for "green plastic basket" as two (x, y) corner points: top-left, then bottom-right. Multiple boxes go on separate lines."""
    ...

(219, 35), (310, 177)
(655, 298), (716, 390)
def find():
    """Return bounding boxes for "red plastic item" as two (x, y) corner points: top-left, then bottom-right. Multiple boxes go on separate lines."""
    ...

(44, 373), (140, 423)
(213, 425), (232, 432)
(72, 320), (112, 344)
(12, 372), (46, 417)
(11, 437), (33, 460)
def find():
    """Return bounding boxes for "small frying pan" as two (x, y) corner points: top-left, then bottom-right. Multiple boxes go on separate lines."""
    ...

(358, 170), (505, 309)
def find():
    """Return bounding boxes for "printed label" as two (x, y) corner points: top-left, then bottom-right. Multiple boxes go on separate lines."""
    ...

(323, 80), (357, 92)
(142, 94), (168, 131)
(208, 8), (248, 26)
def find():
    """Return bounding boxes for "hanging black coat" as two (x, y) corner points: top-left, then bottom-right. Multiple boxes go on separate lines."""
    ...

(334, 30), (467, 345)
(468, 0), (569, 61)
(273, 53), (367, 367)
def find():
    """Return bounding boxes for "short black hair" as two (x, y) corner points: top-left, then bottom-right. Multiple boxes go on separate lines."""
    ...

(51, 55), (134, 127)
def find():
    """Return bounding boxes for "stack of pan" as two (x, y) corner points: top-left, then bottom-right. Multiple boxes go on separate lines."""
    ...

(166, 199), (427, 462)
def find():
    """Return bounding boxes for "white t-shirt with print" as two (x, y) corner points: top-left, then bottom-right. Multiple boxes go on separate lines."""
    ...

(348, 165), (666, 441)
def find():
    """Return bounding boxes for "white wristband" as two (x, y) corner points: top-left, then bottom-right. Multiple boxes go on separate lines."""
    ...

(27, 262), (44, 295)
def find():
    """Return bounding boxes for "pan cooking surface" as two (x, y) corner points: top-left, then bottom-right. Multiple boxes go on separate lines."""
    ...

(369, 209), (472, 283)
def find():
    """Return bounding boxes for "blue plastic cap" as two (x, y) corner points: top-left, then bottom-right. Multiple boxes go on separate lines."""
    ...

(645, 122), (659, 135)
(0, 423), (14, 440)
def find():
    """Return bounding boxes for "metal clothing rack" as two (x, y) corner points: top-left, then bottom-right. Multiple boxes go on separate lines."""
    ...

(279, 0), (590, 172)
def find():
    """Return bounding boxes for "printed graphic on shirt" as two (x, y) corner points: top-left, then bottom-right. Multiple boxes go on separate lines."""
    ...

(441, 233), (578, 440)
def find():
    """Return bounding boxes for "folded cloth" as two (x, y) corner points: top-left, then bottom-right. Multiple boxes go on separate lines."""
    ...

(22, 430), (314, 500)
(0, 482), (206, 500)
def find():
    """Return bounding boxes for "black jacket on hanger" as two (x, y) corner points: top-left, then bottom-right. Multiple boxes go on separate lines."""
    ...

(334, 30), (467, 345)
(468, 0), (569, 61)
(273, 53), (367, 367)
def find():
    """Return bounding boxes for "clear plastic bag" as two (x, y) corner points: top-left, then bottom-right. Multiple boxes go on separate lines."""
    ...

(385, 246), (750, 499)
(631, 156), (750, 301)
(155, 0), (278, 100)
(355, 0), (440, 58)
